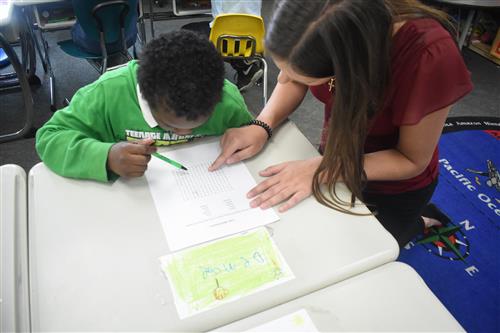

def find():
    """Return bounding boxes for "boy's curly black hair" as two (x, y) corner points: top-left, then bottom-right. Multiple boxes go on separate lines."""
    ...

(138, 30), (225, 121)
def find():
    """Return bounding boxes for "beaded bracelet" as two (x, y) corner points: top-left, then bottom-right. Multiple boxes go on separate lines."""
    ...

(247, 119), (273, 139)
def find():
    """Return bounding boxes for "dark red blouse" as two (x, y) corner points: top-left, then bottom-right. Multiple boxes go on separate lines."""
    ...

(310, 18), (473, 194)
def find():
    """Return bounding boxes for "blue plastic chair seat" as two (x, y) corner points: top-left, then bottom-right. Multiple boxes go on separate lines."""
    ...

(57, 40), (103, 59)
(0, 48), (10, 68)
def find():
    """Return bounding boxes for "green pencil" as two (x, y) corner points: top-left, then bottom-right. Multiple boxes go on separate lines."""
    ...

(152, 152), (188, 171)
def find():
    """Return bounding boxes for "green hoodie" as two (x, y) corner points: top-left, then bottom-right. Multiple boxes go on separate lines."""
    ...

(36, 60), (253, 182)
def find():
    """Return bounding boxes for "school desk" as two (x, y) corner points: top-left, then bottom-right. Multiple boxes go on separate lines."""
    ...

(9, 0), (147, 112)
(6, 121), (398, 330)
(216, 262), (464, 332)
(430, 0), (500, 49)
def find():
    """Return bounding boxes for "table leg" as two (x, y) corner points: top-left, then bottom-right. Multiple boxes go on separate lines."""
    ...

(458, 8), (476, 50)
(149, 0), (155, 39)
(138, 0), (147, 44)
(18, 7), (38, 82)
(27, 7), (47, 73)
(37, 29), (56, 110)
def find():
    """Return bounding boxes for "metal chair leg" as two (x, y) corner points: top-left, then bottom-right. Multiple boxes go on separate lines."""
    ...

(25, 8), (48, 73)
(259, 57), (268, 106)
(18, 8), (37, 82)
(32, 30), (47, 72)
(149, 0), (155, 39)
(49, 75), (56, 111)
(35, 19), (57, 111)
(0, 32), (34, 143)
(133, 43), (138, 58)
(458, 8), (476, 50)
(138, 19), (147, 45)
(137, 0), (147, 44)
(101, 55), (108, 74)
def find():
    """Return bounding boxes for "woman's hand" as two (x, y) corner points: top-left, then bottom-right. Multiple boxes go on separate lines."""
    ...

(209, 78), (309, 172)
(248, 156), (322, 213)
(209, 125), (269, 171)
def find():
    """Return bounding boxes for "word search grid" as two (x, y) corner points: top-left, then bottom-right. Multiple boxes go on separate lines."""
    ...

(175, 162), (233, 201)
(146, 141), (279, 251)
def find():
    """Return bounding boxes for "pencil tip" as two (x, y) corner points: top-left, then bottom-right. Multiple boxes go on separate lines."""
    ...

(181, 166), (188, 171)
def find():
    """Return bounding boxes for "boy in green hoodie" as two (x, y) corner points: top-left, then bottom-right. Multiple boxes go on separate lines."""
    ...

(36, 30), (253, 182)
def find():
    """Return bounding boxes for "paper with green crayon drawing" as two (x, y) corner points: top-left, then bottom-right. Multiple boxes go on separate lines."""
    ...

(160, 227), (294, 319)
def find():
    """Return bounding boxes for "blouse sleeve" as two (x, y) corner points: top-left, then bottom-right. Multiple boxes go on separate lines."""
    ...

(392, 37), (473, 125)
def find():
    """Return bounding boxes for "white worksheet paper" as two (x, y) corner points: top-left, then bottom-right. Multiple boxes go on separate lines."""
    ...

(246, 309), (319, 332)
(145, 141), (280, 251)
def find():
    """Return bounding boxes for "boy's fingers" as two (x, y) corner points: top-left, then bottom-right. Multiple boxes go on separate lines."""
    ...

(128, 154), (150, 166)
(135, 138), (156, 146)
(128, 142), (157, 155)
(126, 171), (146, 178)
(127, 164), (146, 174)
(144, 145), (157, 154)
(131, 138), (157, 153)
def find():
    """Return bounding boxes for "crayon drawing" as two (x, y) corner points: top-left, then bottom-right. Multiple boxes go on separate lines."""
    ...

(160, 228), (294, 318)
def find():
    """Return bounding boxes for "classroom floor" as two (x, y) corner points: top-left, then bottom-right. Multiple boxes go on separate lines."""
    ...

(1, 0), (499, 173)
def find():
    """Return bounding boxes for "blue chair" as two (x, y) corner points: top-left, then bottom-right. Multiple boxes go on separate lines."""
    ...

(0, 48), (10, 68)
(58, 0), (138, 74)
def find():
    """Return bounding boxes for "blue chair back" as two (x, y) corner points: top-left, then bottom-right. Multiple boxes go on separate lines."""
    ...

(71, 0), (137, 45)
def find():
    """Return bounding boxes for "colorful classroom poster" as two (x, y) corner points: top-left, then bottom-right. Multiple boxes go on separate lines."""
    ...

(159, 228), (294, 319)
(246, 309), (319, 332)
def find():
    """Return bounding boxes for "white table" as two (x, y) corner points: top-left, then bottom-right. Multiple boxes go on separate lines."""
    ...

(0, 1), (14, 27)
(0, 165), (30, 332)
(217, 262), (464, 332)
(27, 121), (398, 331)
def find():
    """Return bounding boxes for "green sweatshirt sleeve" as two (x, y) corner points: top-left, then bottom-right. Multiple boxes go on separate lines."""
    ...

(35, 82), (114, 182)
(224, 80), (254, 128)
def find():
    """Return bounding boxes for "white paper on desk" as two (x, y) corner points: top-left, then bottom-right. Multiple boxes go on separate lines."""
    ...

(145, 141), (280, 251)
(246, 309), (319, 332)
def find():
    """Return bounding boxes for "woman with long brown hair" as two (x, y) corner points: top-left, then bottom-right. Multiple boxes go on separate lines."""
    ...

(209, 0), (472, 247)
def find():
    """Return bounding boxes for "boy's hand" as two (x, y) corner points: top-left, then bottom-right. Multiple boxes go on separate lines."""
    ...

(107, 138), (157, 178)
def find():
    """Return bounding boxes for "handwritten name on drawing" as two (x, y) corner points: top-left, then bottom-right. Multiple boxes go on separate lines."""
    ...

(200, 251), (283, 280)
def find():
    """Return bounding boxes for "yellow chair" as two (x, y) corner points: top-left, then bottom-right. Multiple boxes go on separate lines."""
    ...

(209, 13), (268, 105)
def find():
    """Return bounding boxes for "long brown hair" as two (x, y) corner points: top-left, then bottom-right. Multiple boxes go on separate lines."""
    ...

(266, 0), (454, 214)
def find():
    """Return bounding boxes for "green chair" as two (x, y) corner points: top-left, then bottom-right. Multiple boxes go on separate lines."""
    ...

(58, 0), (137, 74)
